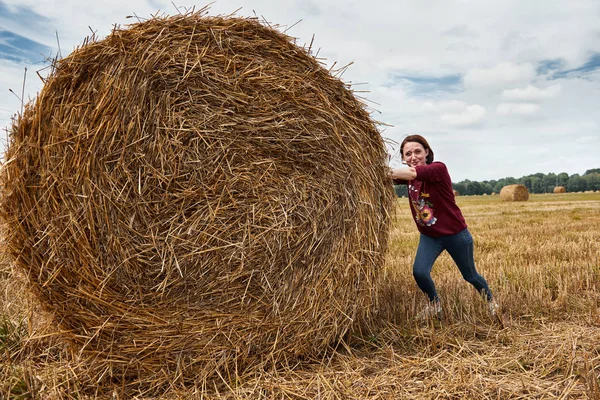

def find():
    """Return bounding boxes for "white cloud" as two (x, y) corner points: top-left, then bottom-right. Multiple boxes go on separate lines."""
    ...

(574, 135), (598, 144)
(423, 100), (478, 113)
(502, 84), (562, 101)
(463, 62), (536, 89)
(496, 102), (541, 117)
(423, 100), (486, 127)
(440, 104), (486, 127)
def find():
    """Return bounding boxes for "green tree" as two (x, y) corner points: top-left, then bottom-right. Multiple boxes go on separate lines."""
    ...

(394, 184), (408, 197)
(493, 179), (505, 193)
(584, 173), (600, 191)
(557, 172), (569, 188)
(542, 173), (557, 193)
(453, 181), (468, 195)
(530, 176), (543, 193)
(521, 177), (532, 192)
(567, 174), (586, 192)
(466, 181), (483, 195)
(481, 182), (493, 194)
(447, 168), (599, 195)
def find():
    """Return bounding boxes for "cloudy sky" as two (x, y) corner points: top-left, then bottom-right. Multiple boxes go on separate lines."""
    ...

(1, 0), (599, 181)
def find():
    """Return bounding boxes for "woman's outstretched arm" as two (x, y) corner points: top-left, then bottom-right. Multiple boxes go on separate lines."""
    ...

(390, 167), (417, 181)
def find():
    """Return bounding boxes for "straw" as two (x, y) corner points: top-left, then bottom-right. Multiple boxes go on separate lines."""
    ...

(0, 11), (395, 392)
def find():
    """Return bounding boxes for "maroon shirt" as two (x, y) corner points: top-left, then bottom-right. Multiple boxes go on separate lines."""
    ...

(406, 162), (467, 237)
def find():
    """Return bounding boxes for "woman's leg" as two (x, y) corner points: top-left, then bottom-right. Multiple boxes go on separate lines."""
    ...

(443, 229), (493, 301)
(413, 234), (444, 302)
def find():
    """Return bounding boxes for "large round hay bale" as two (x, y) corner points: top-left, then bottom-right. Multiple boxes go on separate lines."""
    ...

(0, 13), (394, 386)
(553, 186), (566, 193)
(499, 184), (529, 201)
(453, 189), (460, 196)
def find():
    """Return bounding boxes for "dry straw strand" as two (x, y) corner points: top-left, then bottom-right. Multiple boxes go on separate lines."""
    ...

(0, 11), (395, 393)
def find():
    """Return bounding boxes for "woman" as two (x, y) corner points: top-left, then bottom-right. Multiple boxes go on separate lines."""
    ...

(390, 134), (498, 319)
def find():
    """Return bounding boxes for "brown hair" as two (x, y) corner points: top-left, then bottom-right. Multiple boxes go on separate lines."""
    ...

(400, 134), (434, 164)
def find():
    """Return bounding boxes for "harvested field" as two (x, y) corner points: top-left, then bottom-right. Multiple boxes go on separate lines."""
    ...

(2, 192), (599, 399)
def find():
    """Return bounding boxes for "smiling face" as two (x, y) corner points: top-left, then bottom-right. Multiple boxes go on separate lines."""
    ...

(402, 141), (429, 167)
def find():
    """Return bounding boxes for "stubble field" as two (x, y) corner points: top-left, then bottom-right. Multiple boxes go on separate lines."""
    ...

(2, 192), (599, 399)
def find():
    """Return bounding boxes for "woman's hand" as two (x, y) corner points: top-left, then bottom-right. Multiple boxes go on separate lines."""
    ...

(390, 167), (417, 181)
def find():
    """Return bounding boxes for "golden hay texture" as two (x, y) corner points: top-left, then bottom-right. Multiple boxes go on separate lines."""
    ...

(500, 184), (529, 202)
(553, 186), (566, 193)
(0, 12), (394, 388)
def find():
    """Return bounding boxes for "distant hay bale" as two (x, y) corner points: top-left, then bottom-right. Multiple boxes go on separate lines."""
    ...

(500, 184), (529, 201)
(0, 12), (394, 387)
(453, 190), (460, 196)
(553, 186), (566, 193)
(491, 192), (496, 195)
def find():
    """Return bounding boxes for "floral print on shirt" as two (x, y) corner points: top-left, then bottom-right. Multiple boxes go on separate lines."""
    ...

(408, 184), (437, 227)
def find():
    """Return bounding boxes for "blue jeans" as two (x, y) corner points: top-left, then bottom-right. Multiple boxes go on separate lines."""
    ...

(413, 229), (493, 303)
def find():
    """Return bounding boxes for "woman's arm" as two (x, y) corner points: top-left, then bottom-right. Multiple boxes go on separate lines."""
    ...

(390, 167), (417, 181)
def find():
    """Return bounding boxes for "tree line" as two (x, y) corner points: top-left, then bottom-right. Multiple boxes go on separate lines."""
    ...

(394, 168), (600, 197)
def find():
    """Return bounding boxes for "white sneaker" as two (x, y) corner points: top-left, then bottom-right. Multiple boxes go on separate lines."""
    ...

(417, 302), (443, 320)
